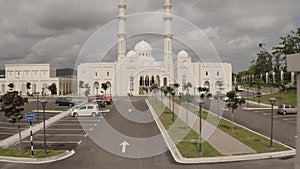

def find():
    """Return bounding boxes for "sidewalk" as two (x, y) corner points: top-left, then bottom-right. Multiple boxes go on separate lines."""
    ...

(161, 98), (256, 155)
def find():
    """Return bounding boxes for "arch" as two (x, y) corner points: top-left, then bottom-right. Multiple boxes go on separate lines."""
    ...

(204, 81), (210, 89)
(145, 75), (150, 86)
(156, 75), (160, 86)
(32, 83), (37, 93)
(163, 77), (168, 86)
(139, 76), (144, 86)
(94, 81), (100, 95)
(151, 75), (155, 85)
(21, 83), (26, 94)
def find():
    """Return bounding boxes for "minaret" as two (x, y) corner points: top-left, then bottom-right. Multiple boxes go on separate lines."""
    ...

(117, 0), (127, 61)
(163, 0), (174, 82)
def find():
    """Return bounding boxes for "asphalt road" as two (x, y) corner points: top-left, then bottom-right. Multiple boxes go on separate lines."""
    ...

(0, 96), (296, 169)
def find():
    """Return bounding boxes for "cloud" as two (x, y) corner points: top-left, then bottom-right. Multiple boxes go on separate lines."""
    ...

(0, 0), (299, 73)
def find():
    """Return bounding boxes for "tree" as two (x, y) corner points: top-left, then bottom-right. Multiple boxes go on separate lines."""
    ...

(84, 83), (91, 97)
(215, 80), (225, 95)
(101, 83), (108, 95)
(165, 86), (174, 110)
(8, 83), (14, 91)
(26, 82), (31, 95)
(173, 83), (180, 95)
(226, 90), (246, 132)
(48, 83), (57, 95)
(0, 91), (28, 152)
(79, 80), (85, 96)
(183, 82), (192, 93)
(197, 87), (209, 99)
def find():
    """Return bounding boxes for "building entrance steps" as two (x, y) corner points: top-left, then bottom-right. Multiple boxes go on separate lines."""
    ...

(161, 98), (256, 156)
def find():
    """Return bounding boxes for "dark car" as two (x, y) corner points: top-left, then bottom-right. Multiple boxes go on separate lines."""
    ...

(55, 98), (74, 106)
(8, 113), (23, 123)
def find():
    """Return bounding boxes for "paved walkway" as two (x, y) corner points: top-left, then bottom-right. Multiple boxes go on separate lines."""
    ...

(161, 98), (256, 155)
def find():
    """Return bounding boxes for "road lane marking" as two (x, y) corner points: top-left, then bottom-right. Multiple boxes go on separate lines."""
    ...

(35, 134), (85, 137)
(77, 140), (82, 145)
(84, 134), (88, 137)
(120, 141), (130, 153)
(22, 141), (79, 144)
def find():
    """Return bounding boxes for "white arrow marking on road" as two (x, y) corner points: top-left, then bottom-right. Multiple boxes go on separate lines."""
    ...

(120, 141), (130, 153)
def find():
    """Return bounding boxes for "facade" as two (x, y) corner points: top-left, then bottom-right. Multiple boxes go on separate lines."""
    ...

(77, 0), (232, 96)
(0, 64), (72, 95)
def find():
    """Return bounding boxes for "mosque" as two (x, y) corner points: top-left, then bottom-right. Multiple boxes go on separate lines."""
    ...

(77, 0), (232, 96)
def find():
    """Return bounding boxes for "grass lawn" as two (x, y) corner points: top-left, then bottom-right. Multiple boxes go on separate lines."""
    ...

(249, 88), (297, 106)
(0, 148), (64, 158)
(169, 98), (290, 153)
(149, 99), (221, 158)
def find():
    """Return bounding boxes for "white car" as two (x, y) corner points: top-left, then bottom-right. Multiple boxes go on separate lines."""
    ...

(71, 104), (100, 117)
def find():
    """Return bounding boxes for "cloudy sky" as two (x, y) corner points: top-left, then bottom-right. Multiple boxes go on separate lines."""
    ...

(0, 0), (299, 73)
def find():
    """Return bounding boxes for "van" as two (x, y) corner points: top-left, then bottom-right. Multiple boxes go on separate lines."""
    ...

(71, 104), (100, 117)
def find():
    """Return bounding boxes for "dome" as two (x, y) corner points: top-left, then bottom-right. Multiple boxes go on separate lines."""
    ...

(134, 40), (152, 52)
(127, 50), (136, 57)
(178, 50), (189, 58)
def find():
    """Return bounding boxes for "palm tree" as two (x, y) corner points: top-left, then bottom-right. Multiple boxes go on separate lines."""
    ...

(101, 83), (108, 95)
(173, 83), (180, 96)
(165, 86), (174, 110)
(183, 82), (192, 94)
(226, 90), (246, 132)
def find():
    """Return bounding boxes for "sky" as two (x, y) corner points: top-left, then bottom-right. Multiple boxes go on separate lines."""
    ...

(0, 0), (299, 73)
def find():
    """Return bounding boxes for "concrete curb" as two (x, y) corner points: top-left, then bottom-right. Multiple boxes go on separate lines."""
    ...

(146, 99), (296, 164)
(0, 149), (75, 164)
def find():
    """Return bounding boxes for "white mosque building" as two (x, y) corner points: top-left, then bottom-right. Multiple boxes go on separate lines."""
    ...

(77, 0), (232, 96)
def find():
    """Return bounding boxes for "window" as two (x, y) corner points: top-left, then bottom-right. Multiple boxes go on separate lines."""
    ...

(182, 75), (187, 85)
(87, 106), (94, 109)
(107, 72), (110, 76)
(206, 71), (208, 76)
(79, 106), (86, 110)
(130, 76), (134, 92)
(95, 72), (98, 76)
(217, 71), (219, 76)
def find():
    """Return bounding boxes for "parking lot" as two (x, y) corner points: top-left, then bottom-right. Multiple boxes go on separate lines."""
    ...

(0, 96), (109, 150)
(13, 115), (103, 151)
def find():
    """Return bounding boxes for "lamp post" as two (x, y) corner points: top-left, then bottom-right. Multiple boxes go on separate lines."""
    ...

(171, 91), (175, 123)
(246, 88), (249, 108)
(269, 97), (276, 148)
(197, 99), (204, 154)
(40, 99), (48, 154)
(193, 87), (196, 108)
(36, 92), (40, 123)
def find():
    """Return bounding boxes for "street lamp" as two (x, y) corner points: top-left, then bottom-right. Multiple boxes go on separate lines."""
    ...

(40, 99), (48, 154)
(171, 91), (175, 123)
(36, 92), (40, 123)
(269, 97), (276, 148)
(197, 99), (204, 154)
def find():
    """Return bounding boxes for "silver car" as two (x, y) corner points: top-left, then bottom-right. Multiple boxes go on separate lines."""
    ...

(71, 104), (100, 117)
(277, 104), (297, 115)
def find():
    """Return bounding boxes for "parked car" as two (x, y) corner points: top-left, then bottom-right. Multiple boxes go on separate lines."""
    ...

(8, 113), (23, 123)
(71, 104), (100, 117)
(92, 100), (106, 108)
(88, 95), (112, 105)
(277, 104), (297, 115)
(235, 86), (244, 92)
(55, 98), (74, 106)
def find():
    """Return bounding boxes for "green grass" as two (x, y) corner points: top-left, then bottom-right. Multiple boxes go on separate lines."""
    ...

(149, 99), (221, 158)
(0, 148), (64, 158)
(167, 98), (290, 153)
(249, 88), (297, 106)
